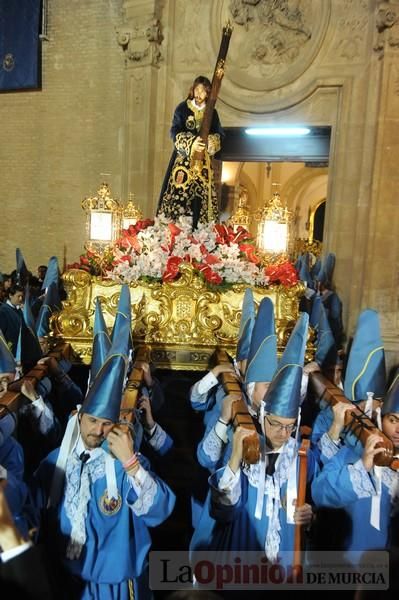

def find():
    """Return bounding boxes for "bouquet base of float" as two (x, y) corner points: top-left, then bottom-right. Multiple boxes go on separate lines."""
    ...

(52, 264), (308, 371)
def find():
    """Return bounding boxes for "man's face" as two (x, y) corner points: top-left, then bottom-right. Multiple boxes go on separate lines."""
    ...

(382, 413), (399, 449)
(9, 291), (23, 307)
(79, 413), (115, 449)
(264, 412), (297, 450)
(38, 267), (47, 280)
(0, 373), (15, 398)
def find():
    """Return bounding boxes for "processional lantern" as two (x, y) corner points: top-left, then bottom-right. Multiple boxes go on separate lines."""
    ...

(228, 188), (251, 231)
(255, 183), (292, 257)
(121, 193), (142, 230)
(82, 182), (121, 253)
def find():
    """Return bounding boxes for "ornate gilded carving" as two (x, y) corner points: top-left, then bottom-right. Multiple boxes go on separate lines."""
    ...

(293, 238), (322, 259)
(52, 265), (308, 370)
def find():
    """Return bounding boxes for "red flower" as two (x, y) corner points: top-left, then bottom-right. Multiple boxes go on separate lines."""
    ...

(80, 256), (89, 265)
(135, 218), (154, 231)
(195, 262), (223, 285)
(231, 226), (251, 244)
(198, 243), (221, 266)
(168, 222), (183, 252)
(214, 223), (251, 246)
(214, 223), (231, 245)
(264, 262), (299, 286)
(239, 243), (261, 265)
(162, 256), (183, 282)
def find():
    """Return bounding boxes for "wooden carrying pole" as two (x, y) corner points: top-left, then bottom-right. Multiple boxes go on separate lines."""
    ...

(119, 346), (150, 424)
(214, 348), (260, 464)
(309, 371), (399, 470)
(293, 438), (310, 571)
(0, 342), (73, 418)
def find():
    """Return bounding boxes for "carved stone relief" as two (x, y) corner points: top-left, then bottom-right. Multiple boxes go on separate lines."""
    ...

(116, 19), (163, 67)
(374, 0), (399, 55)
(208, 0), (330, 93)
(172, 0), (213, 70)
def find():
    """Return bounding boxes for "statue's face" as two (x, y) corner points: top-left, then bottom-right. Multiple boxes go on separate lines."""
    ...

(193, 84), (208, 107)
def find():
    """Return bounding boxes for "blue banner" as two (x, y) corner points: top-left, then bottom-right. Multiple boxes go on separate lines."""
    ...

(0, 0), (42, 91)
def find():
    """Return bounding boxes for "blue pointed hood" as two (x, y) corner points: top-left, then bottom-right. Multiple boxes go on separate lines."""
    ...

(16, 248), (28, 284)
(36, 282), (61, 337)
(15, 326), (22, 365)
(382, 369), (399, 416)
(309, 294), (322, 329)
(82, 352), (128, 422)
(0, 328), (17, 373)
(111, 285), (133, 355)
(311, 257), (322, 281)
(236, 288), (256, 361)
(316, 253), (336, 286)
(24, 286), (43, 361)
(23, 284), (37, 331)
(262, 312), (309, 418)
(294, 254), (303, 272)
(298, 254), (313, 288)
(315, 304), (337, 367)
(245, 297), (277, 383)
(41, 256), (60, 291)
(344, 309), (386, 402)
(90, 298), (112, 382)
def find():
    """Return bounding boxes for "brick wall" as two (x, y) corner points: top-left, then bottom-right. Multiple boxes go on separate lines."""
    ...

(0, 0), (124, 274)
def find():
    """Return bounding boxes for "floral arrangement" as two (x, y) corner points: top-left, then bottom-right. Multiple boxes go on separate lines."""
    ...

(68, 216), (299, 288)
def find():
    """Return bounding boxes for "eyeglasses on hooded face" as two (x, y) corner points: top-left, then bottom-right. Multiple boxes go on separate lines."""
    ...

(265, 416), (297, 434)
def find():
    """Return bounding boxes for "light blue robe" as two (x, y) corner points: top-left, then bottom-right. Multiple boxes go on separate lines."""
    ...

(312, 445), (398, 552)
(191, 437), (318, 567)
(33, 447), (176, 600)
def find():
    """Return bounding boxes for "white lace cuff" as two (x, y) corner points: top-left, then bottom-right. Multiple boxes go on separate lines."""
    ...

(348, 459), (377, 498)
(216, 465), (241, 506)
(320, 432), (341, 459)
(147, 424), (167, 451)
(214, 420), (229, 444)
(203, 428), (224, 461)
(196, 372), (218, 395)
(128, 468), (157, 516)
(30, 396), (55, 434)
(0, 465), (7, 479)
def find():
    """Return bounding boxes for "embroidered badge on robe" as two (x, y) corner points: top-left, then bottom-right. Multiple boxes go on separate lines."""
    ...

(99, 491), (122, 516)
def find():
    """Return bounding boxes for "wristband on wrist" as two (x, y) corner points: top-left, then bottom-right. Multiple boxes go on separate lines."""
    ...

(218, 418), (228, 426)
(123, 454), (138, 470)
(125, 462), (140, 476)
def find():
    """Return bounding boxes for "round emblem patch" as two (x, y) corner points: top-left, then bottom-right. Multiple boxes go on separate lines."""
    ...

(186, 115), (195, 130)
(99, 491), (122, 516)
(3, 54), (15, 72)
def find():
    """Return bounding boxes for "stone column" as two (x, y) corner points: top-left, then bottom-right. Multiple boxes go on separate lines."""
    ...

(362, 1), (399, 370)
(116, 0), (163, 215)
